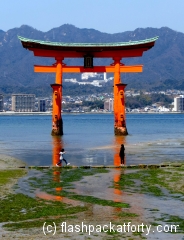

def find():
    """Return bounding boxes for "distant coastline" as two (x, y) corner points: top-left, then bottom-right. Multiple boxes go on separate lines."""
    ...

(0, 111), (183, 115)
(0, 111), (52, 116)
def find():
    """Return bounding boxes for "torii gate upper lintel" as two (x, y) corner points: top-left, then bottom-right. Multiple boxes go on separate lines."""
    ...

(18, 36), (158, 136)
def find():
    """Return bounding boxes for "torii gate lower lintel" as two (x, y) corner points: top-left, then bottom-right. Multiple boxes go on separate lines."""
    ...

(18, 36), (158, 136)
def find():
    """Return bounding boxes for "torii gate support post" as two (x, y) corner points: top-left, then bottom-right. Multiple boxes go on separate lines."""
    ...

(51, 58), (63, 136)
(113, 57), (128, 135)
(115, 83), (128, 135)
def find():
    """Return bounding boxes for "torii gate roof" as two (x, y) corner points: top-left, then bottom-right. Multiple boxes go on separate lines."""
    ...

(18, 36), (158, 58)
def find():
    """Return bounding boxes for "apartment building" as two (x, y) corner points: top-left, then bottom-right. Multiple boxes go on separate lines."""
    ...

(173, 95), (184, 112)
(0, 94), (3, 112)
(38, 99), (46, 112)
(12, 94), (35, 112)
(104, 98), (114, 111)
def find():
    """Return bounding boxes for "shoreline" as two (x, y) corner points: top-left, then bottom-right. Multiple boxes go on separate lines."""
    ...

(0, 154), (26, 169)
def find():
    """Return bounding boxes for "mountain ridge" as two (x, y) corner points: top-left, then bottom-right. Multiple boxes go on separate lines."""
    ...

(0, 24), (184, 96)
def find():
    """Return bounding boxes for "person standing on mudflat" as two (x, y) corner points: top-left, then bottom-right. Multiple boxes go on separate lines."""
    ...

(56, 149), (70, 166)
(119, 144), (125, 166)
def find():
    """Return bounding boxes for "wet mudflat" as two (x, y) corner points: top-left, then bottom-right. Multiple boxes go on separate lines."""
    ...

(0, 164), (184, 239)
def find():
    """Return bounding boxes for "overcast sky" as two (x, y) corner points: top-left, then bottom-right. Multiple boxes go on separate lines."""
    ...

(1, 0), (184, 34)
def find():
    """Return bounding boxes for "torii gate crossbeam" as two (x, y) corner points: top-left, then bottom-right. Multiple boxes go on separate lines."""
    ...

(34, 65), (143, 73)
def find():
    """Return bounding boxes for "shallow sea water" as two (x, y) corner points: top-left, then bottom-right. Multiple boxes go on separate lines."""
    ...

(0, 113), (184, 166)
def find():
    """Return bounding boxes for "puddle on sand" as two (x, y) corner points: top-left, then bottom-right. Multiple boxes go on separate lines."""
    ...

(15, 169), (126, 220)
(15, 169), (86, 207)
(35, 189), (83, 207)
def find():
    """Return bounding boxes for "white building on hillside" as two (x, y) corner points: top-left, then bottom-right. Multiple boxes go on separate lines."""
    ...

(64, 78), (77, 83)
(81, 73), (98, 79)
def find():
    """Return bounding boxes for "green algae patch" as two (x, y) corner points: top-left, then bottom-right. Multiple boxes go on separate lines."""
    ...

(0, 169), (27, 185)
(3, 218), (63, 231)
(112, 168), (184, 197)
(62, 193), (130, 208)
(0, 193), (86, 229)
(156, 214), (184, 233)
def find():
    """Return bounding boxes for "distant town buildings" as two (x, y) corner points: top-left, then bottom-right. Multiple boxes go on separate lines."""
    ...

(0, 94), (3, 112)
(0, 89), (184, 113)
(12, 94), (35, 112)
(173, 95), (184, 112)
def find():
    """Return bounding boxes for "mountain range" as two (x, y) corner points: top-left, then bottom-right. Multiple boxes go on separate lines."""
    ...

(0, 24), (184, 96)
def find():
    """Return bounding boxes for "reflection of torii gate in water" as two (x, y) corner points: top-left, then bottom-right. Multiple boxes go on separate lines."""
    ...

(18, 36), (158, 135)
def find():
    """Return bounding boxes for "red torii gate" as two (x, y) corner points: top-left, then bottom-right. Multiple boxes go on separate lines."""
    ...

(18, 36), (158, 136)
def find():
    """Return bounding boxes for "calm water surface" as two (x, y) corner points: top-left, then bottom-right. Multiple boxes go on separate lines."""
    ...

(0, 113), (184, 166)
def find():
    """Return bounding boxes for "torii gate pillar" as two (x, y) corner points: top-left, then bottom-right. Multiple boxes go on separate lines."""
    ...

(114, 83), (128, 135)
(51, 58), (63, 136)
(113, 57), (128, 135)
(51, 83), (63, 135)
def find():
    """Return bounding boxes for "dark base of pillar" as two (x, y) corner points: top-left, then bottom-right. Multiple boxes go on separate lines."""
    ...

(51, 129), (63, 136)
(114, 126), (128, 136)
(51, 119), (63, 136)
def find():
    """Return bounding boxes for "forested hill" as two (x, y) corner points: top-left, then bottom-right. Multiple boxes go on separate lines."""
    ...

(0, 24), (184, 96)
